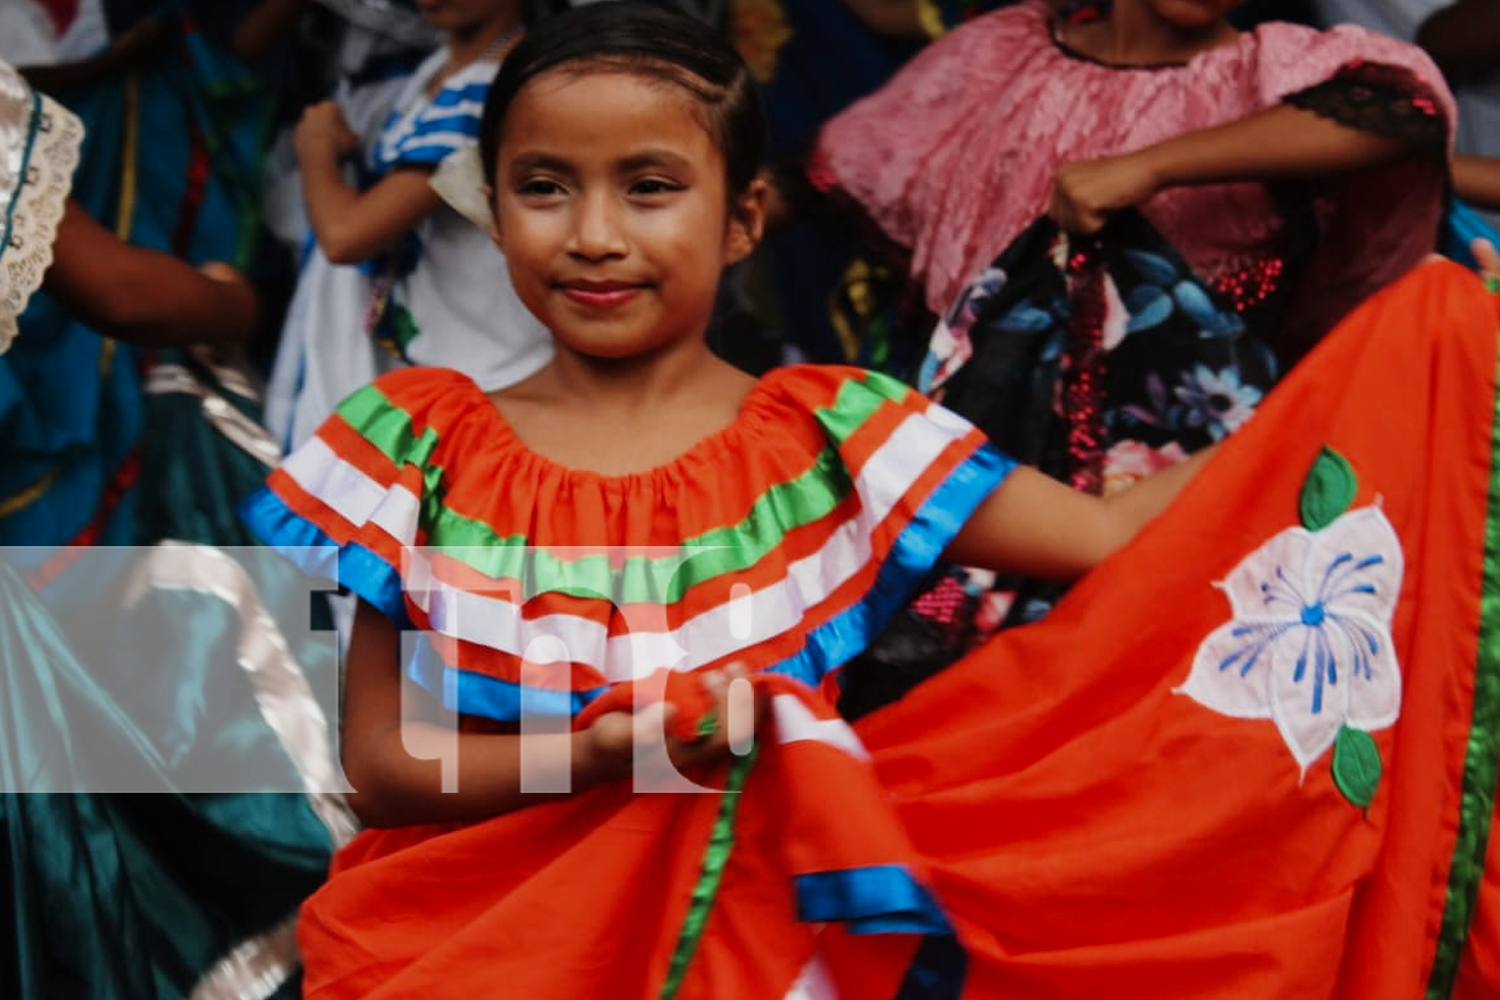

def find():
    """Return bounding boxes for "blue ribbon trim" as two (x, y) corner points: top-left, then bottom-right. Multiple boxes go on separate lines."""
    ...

(767, 443), (1015, 690)
(403, 638), (608, 719)
(238, 487), (410, 627)
(795, 866), (967, 1000)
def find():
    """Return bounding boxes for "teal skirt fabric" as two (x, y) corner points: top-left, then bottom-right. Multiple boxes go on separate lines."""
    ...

(0, 539), (347, 999)
(0, 334), (347, 997)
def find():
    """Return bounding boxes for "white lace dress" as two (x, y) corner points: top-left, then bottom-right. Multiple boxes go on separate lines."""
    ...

(0, 59), (82, 356)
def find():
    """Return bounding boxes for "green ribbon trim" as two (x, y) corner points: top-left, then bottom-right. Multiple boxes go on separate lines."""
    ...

(330, 374), (919, 603)
(1426, 347), (1500, 998)
(658, 747), (758, 1000)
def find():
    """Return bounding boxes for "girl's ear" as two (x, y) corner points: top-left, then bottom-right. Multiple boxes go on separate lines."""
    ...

(723, 174), (770, 266)
(484, 184), (504, 248)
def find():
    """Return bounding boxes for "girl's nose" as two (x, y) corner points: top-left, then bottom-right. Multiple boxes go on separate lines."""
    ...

(567, 193), (628, 260)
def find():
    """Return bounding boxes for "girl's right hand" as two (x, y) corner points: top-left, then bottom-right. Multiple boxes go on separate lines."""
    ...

(1050, 153), (1162, 235)
(581, 665), (761, 784)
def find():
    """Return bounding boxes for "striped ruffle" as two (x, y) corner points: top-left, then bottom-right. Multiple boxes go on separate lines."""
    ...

(243, 365), (1012, 723)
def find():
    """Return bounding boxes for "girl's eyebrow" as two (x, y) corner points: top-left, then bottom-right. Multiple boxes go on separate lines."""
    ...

(508, 152), (574, 175)
(617, 150), (693, 172)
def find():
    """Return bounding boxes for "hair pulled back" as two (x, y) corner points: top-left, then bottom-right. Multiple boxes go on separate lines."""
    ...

(479, 2), (766, 201)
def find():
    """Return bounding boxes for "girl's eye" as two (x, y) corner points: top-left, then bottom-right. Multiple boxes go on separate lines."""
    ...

(629, 178), (683, 197)
(517, 178), (565, 198)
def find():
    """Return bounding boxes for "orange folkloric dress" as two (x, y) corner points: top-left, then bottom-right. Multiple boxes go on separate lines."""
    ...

(245, 260), (1500, 999)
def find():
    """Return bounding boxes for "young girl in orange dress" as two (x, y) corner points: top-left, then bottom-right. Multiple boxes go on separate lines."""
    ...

(243, 4), (1500, 997)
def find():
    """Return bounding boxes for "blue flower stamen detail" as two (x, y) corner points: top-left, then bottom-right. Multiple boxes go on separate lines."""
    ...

(1311, 637), (1326, 715)
(1319, 552), (1354, 592)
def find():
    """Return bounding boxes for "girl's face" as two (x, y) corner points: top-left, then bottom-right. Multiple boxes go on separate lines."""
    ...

(490, 68), (763, 364)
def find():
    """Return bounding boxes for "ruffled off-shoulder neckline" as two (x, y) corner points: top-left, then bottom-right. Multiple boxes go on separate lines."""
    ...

(425, 365), (810, 493)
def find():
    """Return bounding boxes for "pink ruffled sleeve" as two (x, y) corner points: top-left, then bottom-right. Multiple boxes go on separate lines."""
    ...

(810, 4), (1048, 262)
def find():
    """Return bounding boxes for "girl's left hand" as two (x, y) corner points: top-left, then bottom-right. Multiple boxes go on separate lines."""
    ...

(1050, 153), (1161, 235)
(294, 100), (362, 164)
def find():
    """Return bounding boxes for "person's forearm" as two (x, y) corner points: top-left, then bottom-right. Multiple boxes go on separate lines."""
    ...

(43, 201), (258, 347)
(300, 153), (369, 264)
(1418, 2), (1500, 85)
(1100, 444), (1216, 548)
(1453, 154), (1500, 210)
(345, 722), (621, 828)
(1135, 104), (1414, 192)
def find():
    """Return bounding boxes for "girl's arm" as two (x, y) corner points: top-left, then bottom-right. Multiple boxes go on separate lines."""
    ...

(1050, 103), (1415, 234)
(42, 199), (259, 346)
(341, 601), (750, 828)
(295, 100), (445, 265)
(943, 447), (1215, 579)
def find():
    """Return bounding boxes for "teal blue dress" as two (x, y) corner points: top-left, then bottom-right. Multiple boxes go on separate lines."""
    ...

(0, 13), (347, 997)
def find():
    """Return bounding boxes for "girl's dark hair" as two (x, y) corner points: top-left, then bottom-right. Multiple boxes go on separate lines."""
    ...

(479, 2), (766, 201)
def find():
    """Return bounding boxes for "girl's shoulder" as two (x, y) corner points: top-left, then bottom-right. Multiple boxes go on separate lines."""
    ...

(758, 363), (945, 412)
(319, 366), (494, 472)
(752, 363), (977, 454)
(347, 364), (486, 419)
(1243, 17), (1441, 74)
(1240, 18), (1448, 109)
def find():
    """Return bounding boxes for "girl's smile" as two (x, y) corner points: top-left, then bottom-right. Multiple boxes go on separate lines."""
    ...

(556, 278), (649, 310)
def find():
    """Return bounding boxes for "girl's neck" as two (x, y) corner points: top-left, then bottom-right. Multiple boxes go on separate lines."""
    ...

(444, 8), (524, 75)
(543, 340), (743, 416)
(1070, 1), (1238, 67)
(491, 340), (756, 479)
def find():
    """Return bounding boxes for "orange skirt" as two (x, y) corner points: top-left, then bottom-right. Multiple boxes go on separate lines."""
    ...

(300, 260), (1500, 999)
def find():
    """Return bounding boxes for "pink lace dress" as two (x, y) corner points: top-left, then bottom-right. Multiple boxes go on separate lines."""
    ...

(813, 0), (1453, 359)
(818, 3), (1455, 716)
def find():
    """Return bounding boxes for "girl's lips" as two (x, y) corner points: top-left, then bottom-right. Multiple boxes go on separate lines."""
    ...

(560, 283), (644, 309)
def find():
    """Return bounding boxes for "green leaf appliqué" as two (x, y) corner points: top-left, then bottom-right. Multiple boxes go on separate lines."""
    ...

(1332, 727), (1382, 810)
(1300, 446), (1358, 532)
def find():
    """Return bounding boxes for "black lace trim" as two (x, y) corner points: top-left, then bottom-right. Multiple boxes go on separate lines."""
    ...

(1283, 60), (1447, 151)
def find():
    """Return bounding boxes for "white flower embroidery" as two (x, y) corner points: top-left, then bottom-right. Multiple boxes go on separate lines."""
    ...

(1178, 506), (1403, 772)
